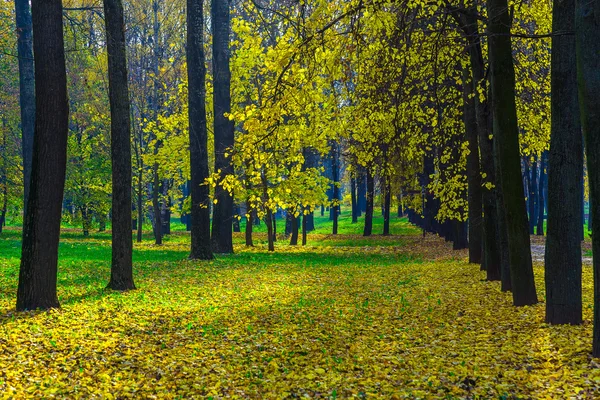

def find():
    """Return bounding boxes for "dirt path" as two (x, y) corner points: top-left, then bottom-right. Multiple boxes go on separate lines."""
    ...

(530, 237), (593, 265)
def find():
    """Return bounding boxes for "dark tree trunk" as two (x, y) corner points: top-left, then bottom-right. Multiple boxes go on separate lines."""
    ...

(151, 0), (162, 246)
(358, 170), (367, 214)
(0, 133), (7, 233)
(331, 142), (339, 235)
(17, 0), (68, 311)
(104, 0), (135, 291)
(422, 152), (437, 234)
(15, 0), (35, 213)
(210, 0), (234, 254)
(233, 203), (241, 233)
(454, 7), (502, 278)
(245, 200), (253, 246)
(161, 184), (171, 235)
(81, 205), (90, 237)
(266, 209), (274, 252)
(537, 151), (547, 235)
(383, 181), (391, 236)
(302, 207), (308, 246)
(453, 220), (468, 250)
(289, 211), (299, 246)
(495, 144), (512, 290)
(272, 215), (277, 242)
(546, 0), (583, 325)
(488, 0), (537, 305)
(464, 66), (483, 264)
(529, 156), (538, 235)
(187, 0), (213, 260)
(306, 212), (314, 231)
(351, 175), (358, 223)
(575, 0), (600, 355)
(363, 171), (374, 237)
(136, 166), (143, 242)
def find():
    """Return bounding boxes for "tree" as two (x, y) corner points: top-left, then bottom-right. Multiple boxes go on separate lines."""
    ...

(17, 0), (69, 311)
(464, 66), (482, 264)
(363, 171), (374, 237)
(188, 0), (214, 260)
(211, 0), (234, 254)
(14, 0), (35, 212)
(545, 0), (582, 325)
(487, 0), (537, 306)
(575, 0), (600, 356)
(104, 0), (136, 291)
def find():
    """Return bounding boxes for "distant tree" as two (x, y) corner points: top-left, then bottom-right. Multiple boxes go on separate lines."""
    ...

(17, 0), (69, 311)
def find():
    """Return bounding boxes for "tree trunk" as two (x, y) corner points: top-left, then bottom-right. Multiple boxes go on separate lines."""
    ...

(537, 151), (547, 235)
(81, 205), (90, 237)
(137, 165), (143, 242)
(363, 171), (374, 237)
(104, 0), (135, 291)
(546, 0), (583, 325)
(331, 142), (339, 235)
(187, 0), (213, 260)
(266, 209), (274, 252)
(453, 220), (468, 250)
(245, 200), (253, 246)
(151, 0), (162, 246)
(15, 0), (35, 214)
(488, 0), (537, 305)
(210, 0), (234, 254)
(272, 215), (277, 242)
(233, 203), (241, 233)
(17, 0), (68, 311)
(575, 0), (600, 355)
(161, 183), (171, 235)
(302, 207), (308, 246)
(529, 156), (538, 235)
(351, 174), (358, 223)
(464, 66), (483, 264)
(383, 180), (391, 236)
(289, 211), (298, 246)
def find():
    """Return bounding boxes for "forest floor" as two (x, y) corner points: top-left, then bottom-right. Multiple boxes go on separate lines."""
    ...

(0, 215), (598, 398)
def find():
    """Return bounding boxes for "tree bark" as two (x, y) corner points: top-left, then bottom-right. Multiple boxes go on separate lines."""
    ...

(17, 0), (68, 311)
(575, 0), (600, 356)
(545, 0), (583, 325)
(537, 151), (547, 235)
(351, 174), (358, 223)
(464, 66), (483, 264)
(529, 156), (538, 234)
(15, 0), (35, 213)
(187, 0), (213, 260)
(104, 0), (135, 291)
(210, 0), (234, 254)
(289, 211), (298, 246)
(245, 200), (253, 246)
(487, 0), (537, 305)
(383, 180), (391, 236)
(331, 142), (339, 235)
(363, 171), (374, 237)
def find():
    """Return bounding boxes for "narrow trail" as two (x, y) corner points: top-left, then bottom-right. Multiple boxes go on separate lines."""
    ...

(530, 237), (593, 264)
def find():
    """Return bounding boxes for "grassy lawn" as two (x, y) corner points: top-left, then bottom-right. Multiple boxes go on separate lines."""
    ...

(0, 215), (598, 398)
